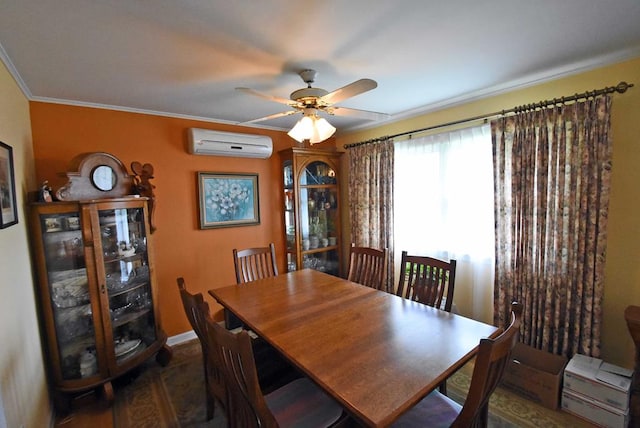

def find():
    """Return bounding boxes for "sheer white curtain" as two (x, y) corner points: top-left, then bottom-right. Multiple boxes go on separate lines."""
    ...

(394, 124), (494, 323)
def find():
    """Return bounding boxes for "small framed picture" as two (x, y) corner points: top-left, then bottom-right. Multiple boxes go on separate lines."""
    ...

(197, 172), (260, 229)
(44, 217), (63, 233)
(65, 216), (80, 230)
(0, 141), (18, 229)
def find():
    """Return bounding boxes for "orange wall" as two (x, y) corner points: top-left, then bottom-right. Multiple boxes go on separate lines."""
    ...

(29, 102), (334, 337)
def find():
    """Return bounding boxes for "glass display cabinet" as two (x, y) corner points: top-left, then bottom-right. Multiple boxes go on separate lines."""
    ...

(280, 147), (343, 276)
(29, 153), (169, 412)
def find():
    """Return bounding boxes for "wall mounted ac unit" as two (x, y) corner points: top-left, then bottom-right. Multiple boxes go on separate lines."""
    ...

(188, 128), (273, 159)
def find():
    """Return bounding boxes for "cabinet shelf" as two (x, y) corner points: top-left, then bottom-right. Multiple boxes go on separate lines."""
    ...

(108, 281), (148, 298)
(59, 330), (95, 347)
(54, 299), (91, 310)
(116, 342), (147, 363)
(111, 307), (151, 328)
(47, 258), (87, 271)
(299, 184), (336, 189)
(302, 245), (338, 254)
(103, 253), (143, 264)
(60, 335), (95, 352)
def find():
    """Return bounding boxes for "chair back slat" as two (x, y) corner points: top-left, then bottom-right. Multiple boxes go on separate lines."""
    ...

(397, 251), (456, 312)
(233, 243), (278, 284)
(347, 244), (388, 291)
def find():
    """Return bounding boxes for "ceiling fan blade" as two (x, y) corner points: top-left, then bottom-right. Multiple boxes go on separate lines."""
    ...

(319, 79), (378, 105)
(239, 110), (299, 124)
(326, 106), (390, 121)
(236, 87), (297, 107)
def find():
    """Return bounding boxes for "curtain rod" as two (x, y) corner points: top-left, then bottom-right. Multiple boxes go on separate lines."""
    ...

(344, 81), (634, 149)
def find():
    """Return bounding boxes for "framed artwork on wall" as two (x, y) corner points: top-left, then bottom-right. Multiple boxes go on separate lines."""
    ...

(197, 172), (260, 229)
(0, 141), (18, 229)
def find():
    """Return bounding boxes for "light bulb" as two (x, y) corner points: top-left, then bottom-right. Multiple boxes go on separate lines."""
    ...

(288, 112), (335, 144)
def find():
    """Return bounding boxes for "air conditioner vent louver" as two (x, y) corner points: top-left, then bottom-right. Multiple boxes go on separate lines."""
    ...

(188, 128), (273, 159)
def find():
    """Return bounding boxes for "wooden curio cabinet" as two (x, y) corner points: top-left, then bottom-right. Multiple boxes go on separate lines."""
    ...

(279, 147), (343, 276)
(29, 153), (170, 412)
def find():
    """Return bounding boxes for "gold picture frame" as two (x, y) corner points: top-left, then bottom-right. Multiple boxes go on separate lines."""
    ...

(197, 172), (260, 229)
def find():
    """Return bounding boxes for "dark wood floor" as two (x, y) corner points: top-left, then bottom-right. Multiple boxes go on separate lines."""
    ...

(54, 391), (113, 428)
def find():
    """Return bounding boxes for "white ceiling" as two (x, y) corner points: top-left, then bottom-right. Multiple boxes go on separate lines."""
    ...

(1, 1), (640, 134)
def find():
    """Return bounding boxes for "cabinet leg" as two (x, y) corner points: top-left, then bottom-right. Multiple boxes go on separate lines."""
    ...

(100, 381), (114, 407)
(53, 391), (72, 416)
(156, 344), (173, 367)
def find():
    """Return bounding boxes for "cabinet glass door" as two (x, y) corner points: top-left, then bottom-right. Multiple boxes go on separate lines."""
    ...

(40, 211), (95, 380)
(299, 160), (339, 275)
(283, 160), (297, 271)
(99, 207), (156, 365)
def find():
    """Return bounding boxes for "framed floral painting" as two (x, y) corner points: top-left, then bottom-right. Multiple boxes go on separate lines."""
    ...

(197, 172), (260, 229)
(0, 141), (18, 229)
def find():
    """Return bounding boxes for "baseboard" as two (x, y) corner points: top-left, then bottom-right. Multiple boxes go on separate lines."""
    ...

(167, 330), (197, 347)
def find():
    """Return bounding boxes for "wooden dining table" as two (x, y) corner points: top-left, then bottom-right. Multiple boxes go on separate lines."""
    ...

(208, 268), (500, 427)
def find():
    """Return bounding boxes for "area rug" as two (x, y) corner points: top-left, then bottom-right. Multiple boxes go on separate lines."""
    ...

(113, 339), (594, 427)
(113, 339), (225, 428)
(447, 362), (595, 427)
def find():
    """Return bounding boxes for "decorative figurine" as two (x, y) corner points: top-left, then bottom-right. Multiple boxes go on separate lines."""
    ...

(131, 161), (157, 232)
(39, 180), (53, 202)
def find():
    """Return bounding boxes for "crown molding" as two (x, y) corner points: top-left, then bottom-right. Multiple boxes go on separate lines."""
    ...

(345, 46), (640, 134)
(0, 42), (32, 99)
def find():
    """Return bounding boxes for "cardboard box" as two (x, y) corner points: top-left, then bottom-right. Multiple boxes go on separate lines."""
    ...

(562, 388), (628, 428)
(501, 342), (568, 409)
(563, 354), (632, 411)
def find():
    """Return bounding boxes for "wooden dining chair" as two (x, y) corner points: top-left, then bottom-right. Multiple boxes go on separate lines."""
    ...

(391, 302), (522, 428)
(180, 276), (299, 416)
(176, 277), (226, 421)
(625, 305), (640, 427)
(202, 303), (349, 428)
(396, 251), (457, 312)
(233, 242), (279, 284)
(347, 243), (389, 291)
(230, 242), (279, 330)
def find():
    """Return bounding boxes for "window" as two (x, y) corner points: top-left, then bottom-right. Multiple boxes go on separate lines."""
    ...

(394, 124), (494, 322)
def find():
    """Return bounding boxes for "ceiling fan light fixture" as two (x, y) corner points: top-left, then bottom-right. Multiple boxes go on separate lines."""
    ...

(287, 109), (335, 144)
(310, 117), (336, 144)
(287, 115), (314, 142)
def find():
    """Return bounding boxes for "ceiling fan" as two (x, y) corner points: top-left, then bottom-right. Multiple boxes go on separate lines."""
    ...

(236, 69), (388, 143)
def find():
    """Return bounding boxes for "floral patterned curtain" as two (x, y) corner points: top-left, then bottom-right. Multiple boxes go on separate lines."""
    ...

(492, 96), (612, 358)
(347, 138), (394, 291)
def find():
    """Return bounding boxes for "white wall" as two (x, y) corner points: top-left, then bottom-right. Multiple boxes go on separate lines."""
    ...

(0, 60), (51, 427)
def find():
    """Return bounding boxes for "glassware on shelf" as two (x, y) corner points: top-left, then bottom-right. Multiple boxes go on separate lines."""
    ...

(117, 241), (136, 257)
(54, 303), (92, 343)
(50, 268), (89, 308)
(79, 348), (97, 378)
(284, 163), (293, 188)
(100, 205), (157, 366)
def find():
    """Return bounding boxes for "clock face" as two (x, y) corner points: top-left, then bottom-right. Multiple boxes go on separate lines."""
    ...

(92, 165), (116, 191)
